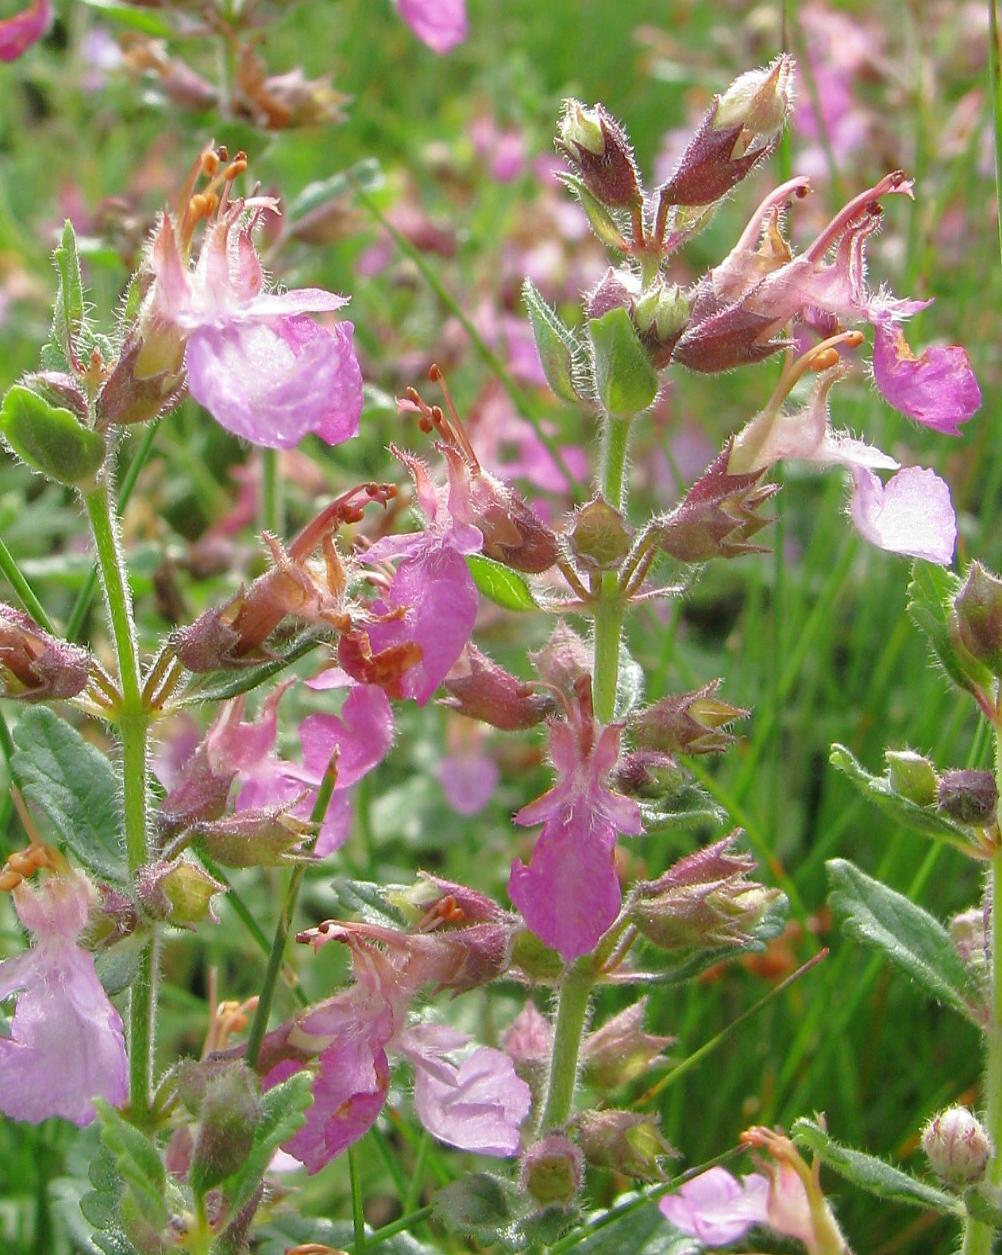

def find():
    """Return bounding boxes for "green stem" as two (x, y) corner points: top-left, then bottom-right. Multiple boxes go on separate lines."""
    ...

(244, 757), (339, 1067)
(260, 446), (284, 537)
(349, 1143), (367, 1251)
(0, 535), (55, 632)
(988, 0), (1002, 267)
(82, 479), (154, 1122)
(540, 963), (594, 1130)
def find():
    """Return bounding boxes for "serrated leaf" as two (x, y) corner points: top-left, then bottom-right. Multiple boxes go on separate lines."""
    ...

(522, 278), (582, 404)
(829, 744), (973, 851)
(559, 174), (630, 250)
(218, 1072), (313, 1224)
(792, 1117), (962, 1216)
(288, 158), (385, 222)
(328, 878), (407, 928)
(93, 1101), (168, 1247)
(907, 559), (991, 696)
(467, 553), (539, 612)
(41, 222), (86, 373)
(588, 307), (659, 419)
(12, 707), (127, 883)
(827, 859), (978, 1022)
(78, 0), (172, 35)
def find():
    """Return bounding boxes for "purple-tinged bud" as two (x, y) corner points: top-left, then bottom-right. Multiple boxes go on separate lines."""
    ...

(582, 999), (673, 1090)
(503, 1002), (552, 1075)
(885, 750), (939, 806)
(569, 496), (633, 570)
(557, 100), (643, 209)
(937, 770), (998, 826)
(575, 1110), (675, 1182)
(389, 871), (509, 927)
(631, 833), (780, 951)
(189, 1062), (262, 1196)
(98, 333), (186, 427)
(614, 749), (686, 800)
(0, 604), (92, 702)
(442, 644), (554, 731)
(633, 280), (690, 368)
(673, 300), (789, 373)
(88, 885), (140, 949)
(156, 742), (236, 836)
(658, 56), (794, 208)
(191, 807), (312, 867)
(520, 1134), (584, 1205)
(585, 268), (633, 322)
(137, 856), (225, 927)
(922, 1107), (991, 1186)
(655, 445), (780, 562)
(629, 679), (748, 756)
(20, 372), (88, 421)
(529, 622), (592, 698)
(953, 563), (1002, 675)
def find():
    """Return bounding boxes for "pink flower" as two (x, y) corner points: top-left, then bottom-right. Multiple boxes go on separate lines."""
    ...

(509, 708), (643, 961)
(146, 206), (362, 449)
(849, 465), (957, 565)
(355, 446), (482, 704)
(871, 315), (981, 435)
(397, 0), (467, 54)
(437, 751), (499, 815)
(0, 870), (128, 1126)
(0, 0), (51, 62)
(659, 1166), (769, 1245)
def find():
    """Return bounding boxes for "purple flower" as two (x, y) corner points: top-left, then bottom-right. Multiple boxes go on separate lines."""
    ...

(0, 870), (128, 1126)
(509, 708), (643, 961)
(146, 205), (362, 449)
(871, 314), (981, 435)
(356, 446), (482, 704)
(659, 1166), (769, 1245)
(397, 0), (467, 54)
(849, 465), (957, 565)
(0, 0), (51, 62)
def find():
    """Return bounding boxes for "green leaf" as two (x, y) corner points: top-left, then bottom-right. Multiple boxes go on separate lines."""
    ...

(467, 554), (539, 612)
(78, 0), (172, 35)
(574, 1194), (700, 1254)
(827, 859), (979, 1022)
(288, 158), (385, 222)
(588, 307), (659, 419)
(12, 707), (127, 883)
(558, 174), (630, 250)
(522, 278), (583, 404)
(907, 560), (992, 696)
(328, 878), (407, 928)
(829, 744), (974, 851)
(218, 1072), (313, 1224)
(614, 641), (645, 719)
(41, 221), (87, 372)
(91, 1100), (168, 1254)
(433, 1172), (524, 1247)
(792, 1117), (962, 1216)
(0, 386), (106, 488)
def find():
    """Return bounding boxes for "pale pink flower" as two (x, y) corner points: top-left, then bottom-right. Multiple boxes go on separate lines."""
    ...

(397, 0), (467, 54)
(0, 870), (128, 1125)
(509, 710), (643, 961)
(0, 0), (51, 61)
(849, 465), (957, 565)
(659, 1166), (770, 1245)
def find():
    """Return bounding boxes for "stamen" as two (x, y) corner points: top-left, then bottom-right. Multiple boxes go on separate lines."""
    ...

(428, 362), (480, 468)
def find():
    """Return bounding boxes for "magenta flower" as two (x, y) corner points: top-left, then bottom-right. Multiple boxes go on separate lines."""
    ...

(0, 870), (128, 1126)
(397, 0), (467, 54)
(0, 0), (51, 61)
(849, 465), (956, 565)
(146, 205), (362, 449)
(871, 314), (981, 435)
(659, 1166), (769, 1245)
(509, 709), (643, 961)
(265, 931), (529, 1171)
(356, 446), (482, 704)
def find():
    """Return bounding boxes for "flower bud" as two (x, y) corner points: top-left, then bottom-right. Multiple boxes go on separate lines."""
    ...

(585, 268), (633, 322)
(582, 999), (672, 1090)
(0, 384), (106, 489)
(656, 445), (779, 562)
(557, 100), (642, 209)
(191, 807), (312, 867)
(629, 679), (748, 756)
(98, 333), (186, 427)
(937, 770), (998, 826)
(569, 496), (632, 570)
(442, 645), (554, 731)
(715, 56), (795, 139)
(575, 1110), (675, 1181)
(885, 750), (939, 806)
(613, 749), (686, 800)
(529, 622), (592, 698)
(633, 280), (690, 368)
(388, 872), (509, 927)
(137, 856), (225, 927)
(922, 1107), (991, 1186)
(0, 604), (92, 702)
(189, 1062), (262, 1195)
(953, 563), (1002, 674)
(520, 1134), (584, 1205)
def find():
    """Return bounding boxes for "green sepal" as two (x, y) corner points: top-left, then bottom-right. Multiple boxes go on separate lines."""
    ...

(558, 174), (630, 250)
(0, 385), (105, 488)
(588, 307), (658, 419)
(522, 278), (583, 404)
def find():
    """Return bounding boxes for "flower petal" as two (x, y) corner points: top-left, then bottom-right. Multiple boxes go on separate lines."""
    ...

(872, 317), (981, 435)
(848, 465), (956, 565)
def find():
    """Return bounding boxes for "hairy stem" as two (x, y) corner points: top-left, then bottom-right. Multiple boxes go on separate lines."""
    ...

(540, 962), (594, 1130)
(83, 478), (155, 1122)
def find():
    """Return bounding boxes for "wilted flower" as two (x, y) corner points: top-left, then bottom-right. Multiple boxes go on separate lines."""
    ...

(443, 644), (554, 730)
(0, 0), (51, 62)
(0, 868), (128, 1125)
